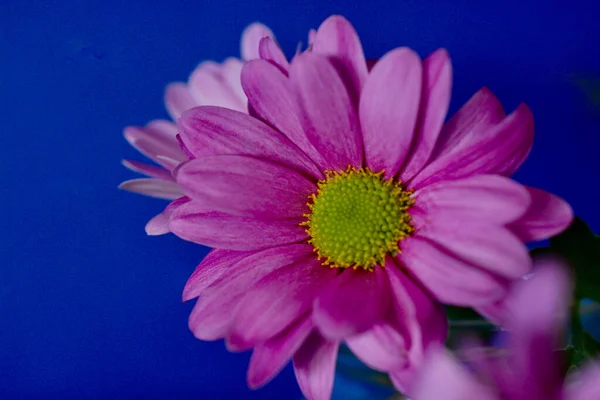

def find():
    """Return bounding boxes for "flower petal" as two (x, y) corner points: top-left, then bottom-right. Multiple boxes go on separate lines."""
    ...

(169, 201), (307, 250)
(414, 212), (532, 279)
(188, 64), (246, 111)
(345, 323), (407, 371)
(290, 52), (363, 170)
(241, 22), (274, 61)
(400, 49), (452, 181)
(411, 348), (497, 400)
(176, 155), (316, 220)
(122, 159), (173, 180)
(145, 196), (190, 235)
(230, 257), (335, 347)
(188, 245), (312, 340)
(414, 175), (531, 225)
(119, 178), (184, 200)
(293, 332), (339, 400)
(258, 37), (289, 72)
(242, 60), (328, 169)
(429, 87), (505, 160)
(565, 362), (600, 400)
(164, 82), (199, 120)
(220, 58), (246, 105)
(313, 266), (390, 340)
(398, 236), (507, 306)
(312, 15), (368, 102)
(411, 103), (534, 188)
(247, 315), (314, 389)
(123, 121), (186, 168)
(360, 47), (422, 178)
(178, 106), (322, 179)
(509, 187), (573, 242)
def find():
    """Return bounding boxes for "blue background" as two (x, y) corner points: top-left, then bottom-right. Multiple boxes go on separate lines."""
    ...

(2, 0), (600, 398)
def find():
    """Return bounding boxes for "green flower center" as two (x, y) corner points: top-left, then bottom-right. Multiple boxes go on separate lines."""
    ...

(302, 167), (414, 270)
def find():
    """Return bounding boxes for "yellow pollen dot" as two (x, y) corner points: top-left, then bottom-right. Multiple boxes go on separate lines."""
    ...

(301, 166), (414, 271)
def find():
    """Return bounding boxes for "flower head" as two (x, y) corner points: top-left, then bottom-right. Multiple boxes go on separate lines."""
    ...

(413, 258), (600, 400)
(119, 23), (275, 234)
(159, 15), (572, 399)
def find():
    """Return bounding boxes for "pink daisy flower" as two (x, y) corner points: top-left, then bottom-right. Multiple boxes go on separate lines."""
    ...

(165, 15), (573, 399)
(413, 258), (600, 400)
(119, 23), (275, 234)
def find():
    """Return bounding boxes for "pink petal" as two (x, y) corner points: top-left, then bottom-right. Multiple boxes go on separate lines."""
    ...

(414, 212), (532, 279)
(247, 315), (314, 389)
(313, 266), (390, 340)
(400, 49), (453, 181)
(230, 257), (335, 347)
(290, 52), (363, 170)
(182, 249), (254, 301)
(308, 29), (316, 46)
(122, 159), (173, 180)
(509, 187), (573, 242)
(293, 332), (339, 400)
(345, 323), (407, 371)
(429, 87), (506, 161)
(175, 155), (316, 220)
(188, 63), (246, 112)
(565, 362), (600, 400)
(241, 60), (328, 170)
(144, 196), (190, 235)
(312, 15), (368, 101)
(188, 244), (312, 340)
(178, 106), (322, 179)
(123, 122), (186, 168)
(411, 347), (497, 400)
(411, 103), (534, 188)
(258, 37), (289, 72)
(119, 178), (184, 200)
(413, 174), (531, 225)
(169, 201), (307, 250)
(398, 236), (507, 306)
(360, 47), (422, 178)
(241, 22), (274, 61)
(220, 58), (246, 106)
(164, 82), (199, 120)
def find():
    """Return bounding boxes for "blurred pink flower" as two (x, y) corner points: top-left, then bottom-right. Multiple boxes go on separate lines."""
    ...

(119, 23), (275, 234)
(166, 15), (573, 399)
(413, 258), (600, 400)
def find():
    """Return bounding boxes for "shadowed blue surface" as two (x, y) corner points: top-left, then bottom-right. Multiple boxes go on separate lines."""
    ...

(1, 0), (600, 398)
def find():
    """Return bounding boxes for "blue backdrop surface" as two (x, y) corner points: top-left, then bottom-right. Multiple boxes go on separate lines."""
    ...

(1, 0), (600, 398)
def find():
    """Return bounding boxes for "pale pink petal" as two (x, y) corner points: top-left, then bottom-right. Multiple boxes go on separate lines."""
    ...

(345, 323), (407, 371)
(293, 332), (339, 400)
(413, 174), (531, 225)
(122, 159), (173, 180)
(360, 47), (422, 178)
(414, 213), (531, 279)
(188, 244), (312, 340)
(412, 104), (534, 188)
(164, 82), (199, 120)
(242, 60), (328, 169)
(411, 348), (497, 400)
(182, 249), (254, 301)
(220, 58), (246, 106)
(247, 316), (314, 389)
(398, 236), (507, 306)
(230, 257), (336, 347)
(473, 299), (508, 325)
(509, 187), (573, 242)
(188, 64), (246, 112)
(308, 29), (317, 46)
(400, 49), (453, 181)
(123, 123), (186, 168)
(312, 15), (368, 101)
(241, 22), (274, 61)
(290, 52), (363, 170)
(565, 362), (600, 400)
(429, 87), (505, 161)
(176, 155), (316, 220)
(313, 266), (390, 340)
(144, 196), (190, 235)
(259, 37), (290, 72)
(119, 178), (184, 200)
(178, 106), (322, 179)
